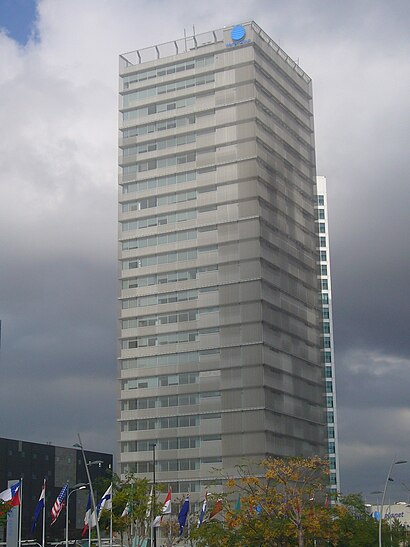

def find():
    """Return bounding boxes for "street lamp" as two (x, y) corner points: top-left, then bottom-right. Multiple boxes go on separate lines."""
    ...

(378, 459), (407, 547)
(73, 435), (103, 547)
(65, 484), (87, 547)
(371, 490), (383, 517)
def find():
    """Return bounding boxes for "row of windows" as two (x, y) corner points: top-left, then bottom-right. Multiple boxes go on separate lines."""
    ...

(316, 195), (325, 206)
(122, 249), (196, 271)
(123, 73), (215, 108)
(326, 381), (333, 394)
(122, 190), (197, 212)
(121, 170), (196, 194)
(116, 476), (220, 493)
(319, 236), (326, 247)
(319, 251), (327, 262)
(323, 337), (331, 349)
(325, 366), (333, 378)
(123, 372), (199, 390)
(316, 208), (325, 220)
(322, 308), (330, 319)
(121, 264), (217, 289)
(122, 286), (217, 310)
(122, 228), (197, 251)
(123, 96), (195, 122)
(122, 309), (198, 329)
(127, 457), (222, 474)
(122, 132), (196, 157)
(122, 391), (221, 410)
(122, 434), (221, 453)
(122, 151), (196, 175)
(122, 288), (197, 309)
(122, 326), (219, 349)
(121, 208), (197, 232)
(123, 307), (218, 329)
(122, 56), (214, 88)
(255, 99), (313, 153)
(318, 223), (326, 233)
(255, 63), (312, 120)
(323, 322), (331, 333)
(121, 245), (217, 271)
(122, 413), (221, 431)
(122, 114), (195, 139)
(256, 81), (312, 136)
(120, 348), (220, 370)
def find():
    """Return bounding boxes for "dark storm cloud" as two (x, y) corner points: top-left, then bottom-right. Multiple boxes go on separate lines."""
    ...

(0, 0), (409, 493)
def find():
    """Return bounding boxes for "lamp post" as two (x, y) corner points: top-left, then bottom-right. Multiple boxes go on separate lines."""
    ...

(378, 459), (407, 547)
(65, 484), (86, 547)
(73, 434), (103, 547)
(371, 490), (383, 517)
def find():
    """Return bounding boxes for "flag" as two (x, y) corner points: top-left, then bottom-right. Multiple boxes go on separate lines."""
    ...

(121, 501), (131, 518)
(145, 486), (153, 520)
(324, 494), (329, 509)
(197, 492), (208, 527)
(152, 488), (172, 527)
(162, 488), (172, 515)
(97, 484), (112, 514)
(234, 494), (241, 511)
(51, 482), (68, 525)
(178, 495), (189, 535)
(81, 493), (92, 537)
(90, 484), (112, 527)
(209, 498), (223, 519)
(31, 480), (46, 533)
(0, 481), (21, 507)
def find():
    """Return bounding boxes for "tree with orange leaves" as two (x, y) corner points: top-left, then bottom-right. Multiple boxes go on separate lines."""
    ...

(191, 456), (333, 547)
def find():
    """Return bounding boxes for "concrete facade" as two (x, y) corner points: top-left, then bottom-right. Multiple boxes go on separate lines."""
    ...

(118, 22), (327, 495)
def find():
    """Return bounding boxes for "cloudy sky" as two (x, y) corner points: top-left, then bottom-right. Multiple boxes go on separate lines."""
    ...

(0, 0), (409, 499)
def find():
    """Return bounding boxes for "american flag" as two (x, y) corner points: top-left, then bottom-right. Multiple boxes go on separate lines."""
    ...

(51, 482), (68, 525)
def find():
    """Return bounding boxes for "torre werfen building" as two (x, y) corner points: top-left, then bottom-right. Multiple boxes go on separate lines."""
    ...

(118, 22), (329, 493)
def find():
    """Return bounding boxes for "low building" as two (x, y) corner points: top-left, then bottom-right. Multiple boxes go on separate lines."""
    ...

(0, 437), (112, 543)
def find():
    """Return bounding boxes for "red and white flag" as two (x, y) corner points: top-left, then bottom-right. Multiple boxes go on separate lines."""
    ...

(152, 488), (172, 527)
(51, 482), (68, 525)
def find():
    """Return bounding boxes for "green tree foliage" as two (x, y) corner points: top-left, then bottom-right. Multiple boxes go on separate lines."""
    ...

(97, 474), (163, 547)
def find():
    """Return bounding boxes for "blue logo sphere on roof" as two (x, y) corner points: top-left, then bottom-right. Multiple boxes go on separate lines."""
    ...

(231, 25), (246, 41)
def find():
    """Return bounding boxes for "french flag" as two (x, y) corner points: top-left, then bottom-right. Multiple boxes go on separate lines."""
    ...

(0, 481), (21, 507)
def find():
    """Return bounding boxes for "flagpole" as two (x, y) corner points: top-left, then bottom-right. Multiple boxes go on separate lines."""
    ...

(42, 480), (46, 547)
(110, 482), (113, 547)
(18, 478), (23, 547)
(187, 487), (190, 547)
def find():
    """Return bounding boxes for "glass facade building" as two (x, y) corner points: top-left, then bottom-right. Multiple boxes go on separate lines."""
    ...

(315, 175), (340, 494)
(118, 22), (328, 494)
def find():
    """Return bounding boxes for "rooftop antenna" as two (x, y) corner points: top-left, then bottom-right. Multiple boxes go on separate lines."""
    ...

(184, 28), (187, 52)
(193, 25), (196, 36)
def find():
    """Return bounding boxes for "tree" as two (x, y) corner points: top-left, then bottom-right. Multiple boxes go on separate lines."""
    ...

(98, 474), (163, 547)
(333, 494), (407, 547)
(0, 500), (13, 527)
(192, 456), (333, 547)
